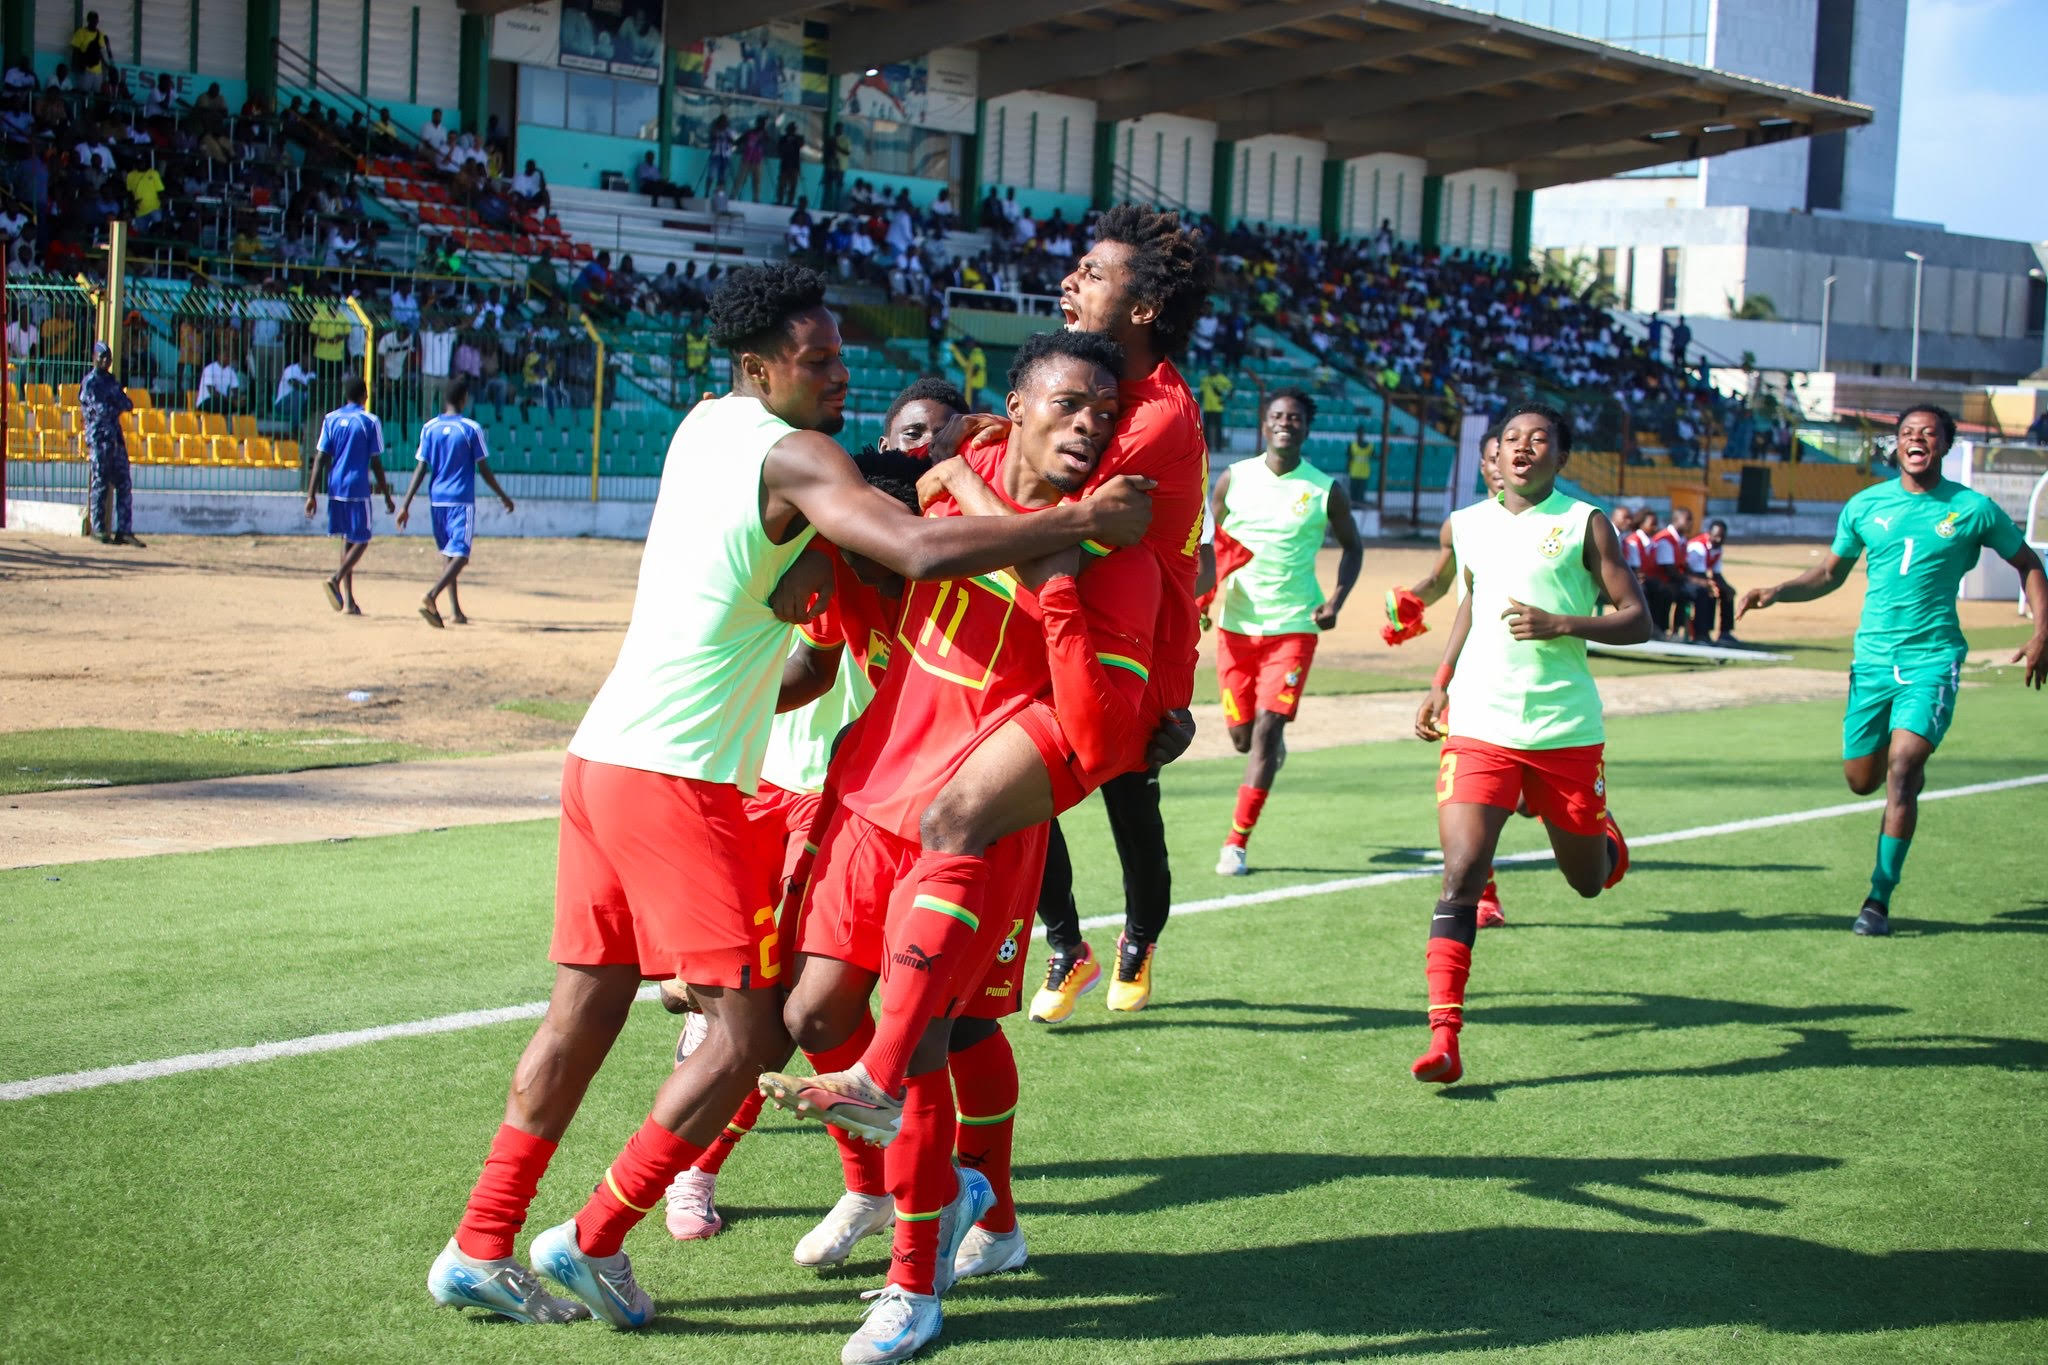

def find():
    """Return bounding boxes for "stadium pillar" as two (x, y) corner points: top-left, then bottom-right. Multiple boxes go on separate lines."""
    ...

(1510, 188), (1534, 269)
(1092, 121), (1115, 210)
(1420, 175), (1443, 250)
(1211, 141), (1235, 227)
(246, 0), (281, 106)
(459, 13), (490, 136)
(2, 0), (31, 70)
(657, 48), (674, 180)
(1320, 160), (1342, 242)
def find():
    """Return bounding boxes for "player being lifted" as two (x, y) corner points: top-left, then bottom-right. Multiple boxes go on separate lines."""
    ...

(1385, 420), (1519, 927)
(659, 388), (966, 1243)
(1412, 404), (1648, 1085)
(1209, 387), (1362, 875)
(426, 265), (1151, 1331)
(1739, 404), (2047, 934)
(759, 331), (1164, 1364)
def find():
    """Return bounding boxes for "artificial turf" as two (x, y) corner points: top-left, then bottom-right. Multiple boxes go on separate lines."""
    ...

(2, 682), (2044, 1361)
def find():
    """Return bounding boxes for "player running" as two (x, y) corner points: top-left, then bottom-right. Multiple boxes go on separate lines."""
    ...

(303, 375), (395, 614)
(395, 377), (516, 627)
(1384, 422), (1520, 927)
(1209, 387), (1362, 875)
(1739, 404), (2047, 935)
(1412, 404), (1648, 1085)
(427, 265), (1151, 1330)
(759, 331), (1163, 1364)
(659, 392), (964, 1243)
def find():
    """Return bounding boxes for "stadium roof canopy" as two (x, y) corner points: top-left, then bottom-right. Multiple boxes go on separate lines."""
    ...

(626, 0), (1873, 190)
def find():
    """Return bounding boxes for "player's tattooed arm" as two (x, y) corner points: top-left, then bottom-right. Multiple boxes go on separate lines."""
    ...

(2003, 544), (2048, 689)
(1738, 552), (1856, 616)
(1415, 581), (1473, 741)
(1503, 513), (1650, 644)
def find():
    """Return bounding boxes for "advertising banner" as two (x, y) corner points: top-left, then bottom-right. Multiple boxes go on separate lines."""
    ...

(492, 2), (561, 69)
(559, 0), (663, 83)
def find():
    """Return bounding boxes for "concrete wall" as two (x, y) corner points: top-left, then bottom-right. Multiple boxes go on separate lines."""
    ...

(1229, 135), (1325, 231)
(981, 91), (1096, 202)
(1439, 170), (1515, 256)
(1110, 114), (1215, 215)
(1335, 153), (1426, 242)
(6, 493), (656, 541)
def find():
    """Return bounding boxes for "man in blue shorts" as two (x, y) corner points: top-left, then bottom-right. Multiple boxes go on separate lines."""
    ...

(1740, 404), (2047, 934)
(396, 376), (517, 628)
(303, 376), (395, 615)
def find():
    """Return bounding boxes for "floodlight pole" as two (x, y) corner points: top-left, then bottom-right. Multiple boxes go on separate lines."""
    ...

(1904, 250), (1925, 382)
(1818, 274), (1835, 373)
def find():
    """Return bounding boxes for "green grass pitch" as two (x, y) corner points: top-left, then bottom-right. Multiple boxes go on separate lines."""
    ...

(2, 683), (2045, 1361)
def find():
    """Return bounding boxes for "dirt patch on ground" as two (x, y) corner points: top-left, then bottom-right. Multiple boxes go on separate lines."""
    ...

(3, 529), (2022, 867)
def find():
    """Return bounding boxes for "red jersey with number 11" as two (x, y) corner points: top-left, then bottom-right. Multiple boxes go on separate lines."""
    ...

(833, 444), (1162, 843)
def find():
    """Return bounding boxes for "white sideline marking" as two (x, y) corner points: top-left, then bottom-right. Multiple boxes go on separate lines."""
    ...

(8, 773), (2047, 1102)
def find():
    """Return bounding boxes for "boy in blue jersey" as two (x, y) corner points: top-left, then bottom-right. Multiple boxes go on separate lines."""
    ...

(304, 376), (395, 615)
(1741, 405), (2048, 934)
(397, 377), (517, 628)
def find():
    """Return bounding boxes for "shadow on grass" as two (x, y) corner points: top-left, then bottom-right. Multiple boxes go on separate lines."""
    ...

(1012, 1151), (1839, 1227)
(648, 1229), (2045, 1351)
(1519, 905), (2048, 937)
(1443, 1026), (2048, 1102)
(1046, 993), (1904, 1039)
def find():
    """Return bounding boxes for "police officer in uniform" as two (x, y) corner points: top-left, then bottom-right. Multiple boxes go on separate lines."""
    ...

(82, 340), (143, 546)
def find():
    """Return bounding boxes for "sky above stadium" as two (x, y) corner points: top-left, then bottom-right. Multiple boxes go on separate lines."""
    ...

(1894, 0), (2047, 244)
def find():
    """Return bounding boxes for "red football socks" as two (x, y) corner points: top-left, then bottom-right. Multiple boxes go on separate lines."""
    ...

(884, 1069), (958, 1295)
(805, 1012), (886, 1196)
(692, 1091), (764, 1176)
(949, 1029), (1018, 1234)
(863, 853), (990, 1095)
(1423, 937), (1471, 1030)
(455, 1124), (557, 1261)
(573, 1117), (705, 1258)
(1226, 785), (1269, 849)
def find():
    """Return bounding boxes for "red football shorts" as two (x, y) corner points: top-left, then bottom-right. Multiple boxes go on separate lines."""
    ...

(1435, 736), (1608, 836)
(745, 779), (825, 901)
(552, 754), (784, 988)
(1217, 629), (1317, 725)
(798, 805), (1046, 1020)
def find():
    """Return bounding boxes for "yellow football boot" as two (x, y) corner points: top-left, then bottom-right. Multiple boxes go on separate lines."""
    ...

(1106, 934), (1155, 1013)
(1027, 942), (1101, 1023)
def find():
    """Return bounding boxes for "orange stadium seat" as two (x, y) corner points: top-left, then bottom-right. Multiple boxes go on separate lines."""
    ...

(175, 435), (209, 464)
(137, 409), (169, 436)
(275, 439), (301, 467)
(38, 432), (77, 460)
(25, 383), (55, 407)
(144, 434), (175, 464)
(198, 413), (228, 436)
(125, 387), (152, 409)
(244, 436), (273, 466)
(169, 412), (201, 437)
(231, 415), (258, 439)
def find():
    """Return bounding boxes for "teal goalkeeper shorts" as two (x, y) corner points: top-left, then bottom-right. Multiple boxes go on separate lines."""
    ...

(1841, 658), (1962, 760)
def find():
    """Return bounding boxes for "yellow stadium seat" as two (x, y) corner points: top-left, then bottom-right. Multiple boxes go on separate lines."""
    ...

(244, 436), (273, 466)
(275, 439), (302, 468)
(198, 413), (228, 436)
(145, 434), (175, 464)
(118, 410), (138, 434)
(176, 435), (210, 464)
(41, 431), (80, 460)
(231, 414), (258, 439)
(125, 387), (152, 409)
(25, 383), (55, 407)
(137, 409), (169, 436)
(5, 406), (26, 430)
(169, 412), (201, 437)
(209, 435), (244, 464)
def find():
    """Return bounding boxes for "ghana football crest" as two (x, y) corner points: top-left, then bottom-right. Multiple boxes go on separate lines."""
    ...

(1935, 510), (1961, 539)
(1537, 526), (1566, 558)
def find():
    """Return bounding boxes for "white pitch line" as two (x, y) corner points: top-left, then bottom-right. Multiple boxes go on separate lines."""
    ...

(8, 773), (2048, 1102)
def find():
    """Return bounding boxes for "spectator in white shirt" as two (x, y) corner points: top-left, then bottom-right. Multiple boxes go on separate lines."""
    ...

(471, 291), (505, 331)
(75, 136), (114, 187)
(196, 355), (245, 412)
(421, 109), (450, 156)
(274, 358), (315, 424)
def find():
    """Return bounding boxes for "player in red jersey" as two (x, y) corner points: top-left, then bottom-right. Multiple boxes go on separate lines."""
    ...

(658, 422), (956, 1242)
(757, 331), (1163, 1363)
